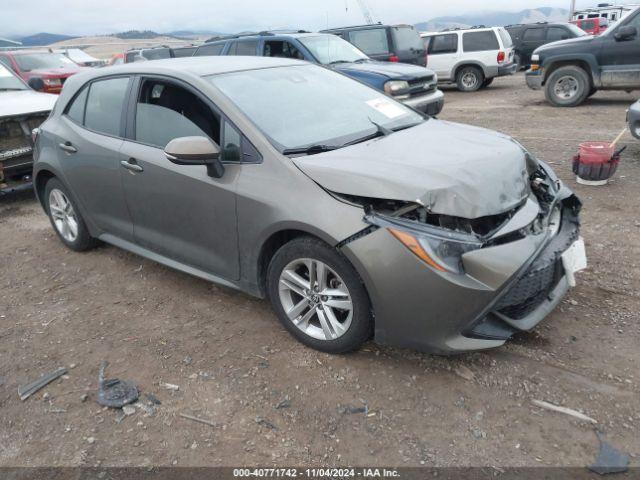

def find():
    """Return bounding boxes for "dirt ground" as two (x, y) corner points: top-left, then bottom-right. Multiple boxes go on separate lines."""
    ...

(0, 73), (638, 469)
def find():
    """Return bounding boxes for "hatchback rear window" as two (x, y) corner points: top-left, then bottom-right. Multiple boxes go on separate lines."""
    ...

(462, 31), (500, 52)
(348, 28), (390, 55)
(391, 26), (423, 50)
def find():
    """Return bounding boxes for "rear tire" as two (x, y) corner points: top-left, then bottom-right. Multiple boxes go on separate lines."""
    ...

(544, 65), (591, 107)
(44, 178), (98, 252)
(266, 237), (372, 354)
(456, 66), (484, 92)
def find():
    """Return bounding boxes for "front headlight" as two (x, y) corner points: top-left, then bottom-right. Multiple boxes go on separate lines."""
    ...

(388, 227), (482, 274)
(531, 54), (540, 63)
(384, 80), (410, 96)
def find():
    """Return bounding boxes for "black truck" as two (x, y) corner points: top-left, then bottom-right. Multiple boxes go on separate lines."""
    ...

(505, 22), (586, 69)
(526, 7), (640, 107)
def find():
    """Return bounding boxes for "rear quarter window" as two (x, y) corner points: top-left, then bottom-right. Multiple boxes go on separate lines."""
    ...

(348, 28), (390, 55)
(427, 34), (458, 54)
(462, 31), (500, 52)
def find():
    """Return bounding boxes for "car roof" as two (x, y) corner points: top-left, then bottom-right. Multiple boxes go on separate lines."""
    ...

(79, 56), (305, 78)
(203, 32), (332, 45)
(322, 24), (412, 32)
(1, 49), (62, 56)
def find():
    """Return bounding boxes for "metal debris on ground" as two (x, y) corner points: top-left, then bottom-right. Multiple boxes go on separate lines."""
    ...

(588, 431), (630, 475)
(179, 413), (220, 428)
(454, 365), (475, 381)
(255, 416), (278, 430)
(18, 367), (68, 401)
(122, 405), (136, 416)
(96, 361), (139, 408)
(144, 393), (161, 405)
(531, 399), (597, 424)
(275, 397), (291, 409)
(159, 382), (180, 391)
(338, 404), (368, 415)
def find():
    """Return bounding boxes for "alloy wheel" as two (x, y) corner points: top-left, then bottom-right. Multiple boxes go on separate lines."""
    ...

(278, 258), (353, 341)
(462, 72), (479, 89)
(49, 188), (79, 243)
(554, 75), (579, 100)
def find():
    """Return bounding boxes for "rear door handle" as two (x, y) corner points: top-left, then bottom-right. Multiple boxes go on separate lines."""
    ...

(58, 141), (77, 153)
(120, 158), (144, 173)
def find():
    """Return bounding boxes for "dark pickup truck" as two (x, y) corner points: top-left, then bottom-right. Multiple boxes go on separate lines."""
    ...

(526, 6), (640, 107)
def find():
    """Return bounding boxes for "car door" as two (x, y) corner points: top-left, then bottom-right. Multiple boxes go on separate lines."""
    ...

(425, 33), (459, 80)
(520, 28), (546, 64)
(598, 12), (640, 88)
(119, 76), (241, 280)
(53, 76), (134, 241)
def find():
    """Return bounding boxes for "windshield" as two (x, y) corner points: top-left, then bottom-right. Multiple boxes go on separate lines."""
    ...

(299, 35), (368, 64)
(566, 23), (588, 37)
(392, 26), (424, 50)
(14, 53), (77, 72)
(208, 64), (424, 153)
(0, 64), (27, 90)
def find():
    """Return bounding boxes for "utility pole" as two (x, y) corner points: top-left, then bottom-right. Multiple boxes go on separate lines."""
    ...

(570, 0), (576, 20)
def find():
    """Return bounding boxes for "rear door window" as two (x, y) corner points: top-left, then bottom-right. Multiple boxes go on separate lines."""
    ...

(84, 77), (130, 136)
(462, 31), (500, 52)
(195, 43), (225, 56)
(228, 41), (258, 56)
(427, 34), (458, 54)
(522, 28), (546, 41)
(546, 27), (569, 41)
(348, 28), (390, 55)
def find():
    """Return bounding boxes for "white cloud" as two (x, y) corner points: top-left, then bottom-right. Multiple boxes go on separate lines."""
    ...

(3, 0), (595, 36)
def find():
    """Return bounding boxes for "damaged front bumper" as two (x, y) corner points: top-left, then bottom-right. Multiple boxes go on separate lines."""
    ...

(339, 170), (583, 354)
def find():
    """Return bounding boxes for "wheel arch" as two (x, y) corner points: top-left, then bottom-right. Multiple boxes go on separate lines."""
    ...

(541, 55), (599, 87)
(453, 61), (489, 80)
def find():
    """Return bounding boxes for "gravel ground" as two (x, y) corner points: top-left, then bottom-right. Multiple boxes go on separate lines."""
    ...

(0, 73), (638, 469)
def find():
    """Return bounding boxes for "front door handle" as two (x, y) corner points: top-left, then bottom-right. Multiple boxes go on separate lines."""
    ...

(58, 141), (77, 153)
(120, 158), (144, 173)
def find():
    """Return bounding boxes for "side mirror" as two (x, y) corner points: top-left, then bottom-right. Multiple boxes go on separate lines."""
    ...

(164, 136), (225, 178)
(28, 77), (45, 91)
(614, 25), (637, 41)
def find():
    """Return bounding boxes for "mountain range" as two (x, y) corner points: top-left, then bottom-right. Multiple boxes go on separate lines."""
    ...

(414, 7), (570, 32)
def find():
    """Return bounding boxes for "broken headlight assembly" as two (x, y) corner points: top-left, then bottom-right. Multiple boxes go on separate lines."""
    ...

(387, 224), (482, 274)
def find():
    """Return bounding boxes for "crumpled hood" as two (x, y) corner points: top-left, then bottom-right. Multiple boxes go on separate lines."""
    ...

(335, 61), (432, 80)
(0, 90), (57, 118)
(293, 120), (530, 219)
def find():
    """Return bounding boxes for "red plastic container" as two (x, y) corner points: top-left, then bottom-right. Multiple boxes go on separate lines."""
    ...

(572, 141), (619, 185)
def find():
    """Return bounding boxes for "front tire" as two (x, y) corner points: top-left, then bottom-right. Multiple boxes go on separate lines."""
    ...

(545, 65), (591, 107)
(266, 237), (372, 353)
(456, 66), (484, 92)
(44, 178), (97, 252)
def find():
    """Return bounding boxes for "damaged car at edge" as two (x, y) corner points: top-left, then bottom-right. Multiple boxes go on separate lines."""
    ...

(33, 57), (586, 354)
(1, 64), (57, 193)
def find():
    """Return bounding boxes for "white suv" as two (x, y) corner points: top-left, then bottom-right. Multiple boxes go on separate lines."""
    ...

(421, 27), (516, 92)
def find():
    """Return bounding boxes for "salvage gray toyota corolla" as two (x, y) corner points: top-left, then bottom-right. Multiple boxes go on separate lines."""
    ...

(32, 57), (587, 354)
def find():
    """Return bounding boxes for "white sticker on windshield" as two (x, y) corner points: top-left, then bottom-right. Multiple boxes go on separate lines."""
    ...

(366, 97), (406, 119)
(0, 66), (12, 77)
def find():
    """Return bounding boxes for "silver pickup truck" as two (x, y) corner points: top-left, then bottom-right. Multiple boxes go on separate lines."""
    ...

(1, 64), (57, 193)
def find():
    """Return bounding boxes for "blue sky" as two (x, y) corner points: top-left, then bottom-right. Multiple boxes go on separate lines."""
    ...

(3, 0), (599, 36)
